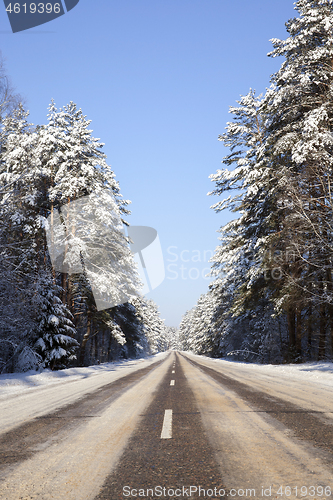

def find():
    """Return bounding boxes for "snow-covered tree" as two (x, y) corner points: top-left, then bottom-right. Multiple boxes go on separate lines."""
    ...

(31, 271), (79, 370)
(0, 106), (44, 371)
(34, 101), (143, 361)
(204, 0), (333, 362)
(209, 88), (277, 316)
(37, 101), (141, 301)
(207, 89), (281, 358)
(164, 326), (181, 350)
(179, 292), (218, 355)
(131, 297), (168, 354)
(0, 52), (22, 122)
(264, 0), (333, 359)
(31, 272), (79, 370)
(0, 66), (171, 371)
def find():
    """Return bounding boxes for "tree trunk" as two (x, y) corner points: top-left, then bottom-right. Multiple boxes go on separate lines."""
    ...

(307, 303), (312, 359)
(287, 306), (296, 353)
(318, 303), (326, 360)
(61, 272), (67, 304)
(295, 306), (302, 359)
(330, 308), (333, 359)
(79, 312), (91, 366)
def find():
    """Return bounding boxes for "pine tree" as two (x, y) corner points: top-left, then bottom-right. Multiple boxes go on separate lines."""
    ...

(164, 326), (180, 350)
(206, 0), (333, 362)
(208, 89), (283, 358)
(209, 88), (281, 314)
(179, 308), (195, 352)
(36, 101), (142, 361)
(265, 0), (333, 359)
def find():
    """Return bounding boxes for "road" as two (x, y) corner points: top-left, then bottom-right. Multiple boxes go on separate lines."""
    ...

(0, 352), (333, 500)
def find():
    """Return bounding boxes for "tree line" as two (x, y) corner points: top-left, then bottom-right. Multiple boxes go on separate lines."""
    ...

(180, 0), (333, 363)
(0, 56), (171, 372)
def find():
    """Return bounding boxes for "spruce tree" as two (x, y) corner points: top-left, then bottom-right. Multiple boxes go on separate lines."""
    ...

(32, 270), (79, 370)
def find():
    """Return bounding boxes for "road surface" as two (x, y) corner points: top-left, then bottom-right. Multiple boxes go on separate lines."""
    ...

(0, 352), (333, 500)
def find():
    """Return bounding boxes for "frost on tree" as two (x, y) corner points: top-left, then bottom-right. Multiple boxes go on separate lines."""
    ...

(123, 297), (168, 356)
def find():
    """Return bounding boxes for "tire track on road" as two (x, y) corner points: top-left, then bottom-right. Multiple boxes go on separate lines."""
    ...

(0, 356), (168, 499)
(179, 353), (333, 499)
(95, 352), (227, 500)
(182, 353), (333, 457)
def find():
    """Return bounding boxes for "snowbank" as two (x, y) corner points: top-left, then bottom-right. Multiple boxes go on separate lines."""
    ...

(183, 351), (333, 388)
(0, 352), (167, 400)
(1, 352), (333, 401)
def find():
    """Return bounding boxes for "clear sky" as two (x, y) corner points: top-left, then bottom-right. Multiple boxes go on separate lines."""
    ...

(1, 0), (297, 327)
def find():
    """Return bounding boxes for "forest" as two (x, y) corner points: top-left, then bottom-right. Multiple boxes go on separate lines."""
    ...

(179, 0), (333, 363)
(0, 58), (177, 373)
(2, 0), (333, 372)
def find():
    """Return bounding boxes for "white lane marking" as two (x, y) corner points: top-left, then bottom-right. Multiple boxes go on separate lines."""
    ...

(172, 370), (175, 374)
(160, 409), (173, 439)
(170, 380), (175, 386)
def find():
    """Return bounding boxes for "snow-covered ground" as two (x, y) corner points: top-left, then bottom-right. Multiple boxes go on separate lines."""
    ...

(1, 352), (333, 500)
(185, 351), (333, 388)
(0, 352), (169, 434)
(0, 354), (174, 500)
(1, 351), (333, 401)
(0, 353), (168, 400)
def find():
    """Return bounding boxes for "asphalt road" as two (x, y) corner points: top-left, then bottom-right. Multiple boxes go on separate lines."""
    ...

(1, 352), (333, 500)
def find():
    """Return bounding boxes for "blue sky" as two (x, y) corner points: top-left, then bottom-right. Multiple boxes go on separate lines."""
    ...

(1, 0), (297, 327)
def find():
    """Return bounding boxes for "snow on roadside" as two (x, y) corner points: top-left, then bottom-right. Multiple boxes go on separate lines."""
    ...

(0, 352), (167, 399)
(1, 351), (333, 400)
(183, 351), (333, 387)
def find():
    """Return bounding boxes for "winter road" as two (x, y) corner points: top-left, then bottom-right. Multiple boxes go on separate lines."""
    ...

(1, 352), (333, 500)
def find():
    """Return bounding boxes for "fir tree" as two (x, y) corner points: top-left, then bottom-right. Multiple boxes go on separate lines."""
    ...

(32, 271), (79, 370)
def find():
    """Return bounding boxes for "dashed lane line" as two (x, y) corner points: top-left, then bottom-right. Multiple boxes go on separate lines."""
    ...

(170, 380), (175, 386)
(160, 409), (173, 439)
